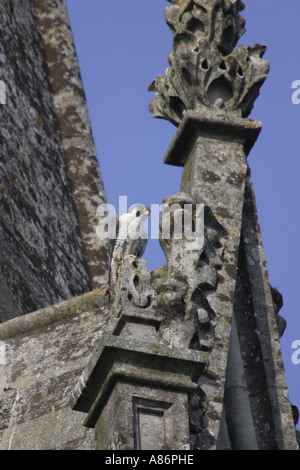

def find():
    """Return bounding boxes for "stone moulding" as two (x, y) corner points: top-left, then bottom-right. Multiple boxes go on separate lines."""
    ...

(0, 288), (109, 341)
(69, 335), (208, 429)
(163, 108), (262, 167)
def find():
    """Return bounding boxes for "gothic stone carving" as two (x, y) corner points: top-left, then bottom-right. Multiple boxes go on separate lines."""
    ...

(110, 256), (157, 319)
(149, 0), (270, 126)
(152, 192), (226, 352)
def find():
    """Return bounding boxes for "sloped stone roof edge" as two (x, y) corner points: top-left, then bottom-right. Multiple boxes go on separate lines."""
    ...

(0, 289), (109, 341)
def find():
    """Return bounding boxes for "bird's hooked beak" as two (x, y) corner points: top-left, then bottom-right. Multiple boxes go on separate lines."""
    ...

(145, 206), (151, 215)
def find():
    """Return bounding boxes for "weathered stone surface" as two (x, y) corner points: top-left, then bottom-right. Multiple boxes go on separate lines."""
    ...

(70, 334), (207, 420)
(0, 289), (110, 450)
(157, 112), (250, 448)
(146, 0), (298, 451)
(70, 254), (208, 450)
(34, 0), (108, 289)
(163, 109), (262, 167)
(0, 0), (296, 452)
(232, 172), (297, 449)
(70, 320), (208, 450)
(94, 382), (191, 450)
(216, 174), (298, 450)
(222, 314), (258, 450)
(110, 256), (157, 319)
(270, 286), (287, 339)
(0, 0), (108, 322)
(158, 117), (297, 450)
(151, 191), (225, 353)
(149, 0), (269, 126)
(109, 256), (161, 343)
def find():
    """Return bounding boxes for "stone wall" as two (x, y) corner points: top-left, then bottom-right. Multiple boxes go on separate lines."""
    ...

(0, 0), (107, 322)
(34, 0), (108, 289)
(0, 290), (110, 450)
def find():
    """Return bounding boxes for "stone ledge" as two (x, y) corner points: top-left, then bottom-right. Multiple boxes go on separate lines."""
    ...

(164, 109), (262, 167)
(0, 288), (109, 341)
(70, 335), (209, 428)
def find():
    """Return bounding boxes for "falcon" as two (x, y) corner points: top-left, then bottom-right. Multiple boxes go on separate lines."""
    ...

(108, 204), (150, 299)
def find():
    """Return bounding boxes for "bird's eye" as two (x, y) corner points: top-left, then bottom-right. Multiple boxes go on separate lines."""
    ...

(136, 211), (140, 217)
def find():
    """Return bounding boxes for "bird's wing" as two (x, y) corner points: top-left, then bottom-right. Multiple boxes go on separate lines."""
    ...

(128, 232), (148, 259)
(136, 235), (148, 258)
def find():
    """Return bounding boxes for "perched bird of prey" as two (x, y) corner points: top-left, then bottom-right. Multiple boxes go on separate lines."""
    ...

(108, 204), (150, 299)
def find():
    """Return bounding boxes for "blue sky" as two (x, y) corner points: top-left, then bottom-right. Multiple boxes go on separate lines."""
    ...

(66, 0), (300, 431)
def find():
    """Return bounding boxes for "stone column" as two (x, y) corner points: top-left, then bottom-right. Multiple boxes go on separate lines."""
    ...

(158, 108), (262, 444)
(148, 0), (297, 450)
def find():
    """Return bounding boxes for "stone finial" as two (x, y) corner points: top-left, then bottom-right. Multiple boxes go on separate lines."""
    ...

(149, 0), (269, 126)
(165, 0), (246, 54)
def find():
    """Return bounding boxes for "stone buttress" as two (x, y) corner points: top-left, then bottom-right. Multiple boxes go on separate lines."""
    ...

(0, 0), (297, 451)
(71, 0), (298, 450)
